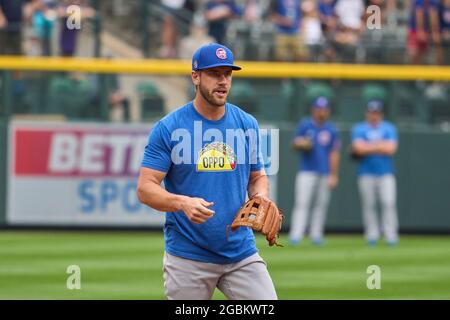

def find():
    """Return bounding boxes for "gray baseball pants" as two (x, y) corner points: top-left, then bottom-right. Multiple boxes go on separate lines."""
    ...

(358, 174), (398, 242)
(163, 252), (278, 300)
(289, 172), (332, 241)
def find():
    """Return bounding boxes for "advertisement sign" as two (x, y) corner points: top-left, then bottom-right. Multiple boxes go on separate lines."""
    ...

(7, 121), (164, 226)
(7, 121), (278, 226)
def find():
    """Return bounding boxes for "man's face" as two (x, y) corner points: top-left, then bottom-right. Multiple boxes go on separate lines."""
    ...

(192, 67), (233, 107)
(366, 110), (383, 123)
(311, 107), (330, 123)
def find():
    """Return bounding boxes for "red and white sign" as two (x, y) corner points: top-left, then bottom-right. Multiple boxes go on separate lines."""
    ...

(7, 121), (165, 226)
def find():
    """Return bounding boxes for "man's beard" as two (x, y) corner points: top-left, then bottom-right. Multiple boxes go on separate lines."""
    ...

(198, 84), (227, 107)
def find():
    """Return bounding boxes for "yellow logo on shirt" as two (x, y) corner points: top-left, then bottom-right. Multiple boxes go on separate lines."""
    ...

(197, 142), (236, 171)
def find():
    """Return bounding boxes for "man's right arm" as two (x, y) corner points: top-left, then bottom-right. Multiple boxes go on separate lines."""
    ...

(137, 167), (215, 224)
(292, 121), (312, 151)
(292, 136), (313, 151)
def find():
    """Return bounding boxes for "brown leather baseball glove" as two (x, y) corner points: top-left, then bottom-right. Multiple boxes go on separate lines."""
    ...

(229, 195), (284, 247)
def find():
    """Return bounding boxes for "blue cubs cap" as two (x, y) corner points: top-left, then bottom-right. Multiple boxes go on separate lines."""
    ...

(192, 43), (241, 71)
(367, 100), (384, 112)
(311, 96), (330, 109)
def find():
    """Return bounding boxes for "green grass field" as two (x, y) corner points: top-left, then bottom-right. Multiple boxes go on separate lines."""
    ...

(1, 231), (450, 300)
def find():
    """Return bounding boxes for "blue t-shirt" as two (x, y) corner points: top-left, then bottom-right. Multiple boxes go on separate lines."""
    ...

(351, 121), (398, 176)
(272, 0), (301, 35)
(141, 102), (263, 264)
(319, 0), (336, 17)
(409, 0), (440, 31)
(294, 118), (340, 175)
(32, 11), (55, 39)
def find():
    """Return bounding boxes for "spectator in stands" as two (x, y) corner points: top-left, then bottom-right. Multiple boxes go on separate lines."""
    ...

(301, 0), (324, 61)
(205, 0), (242, 45)
(319, 0), (337, 31)
(108, 77), (130, 122)
(89, 54), (131, 122)
(244, 0), (262, 23)
(385, 0), (399, 29)
(178, 14), (215, 59)
(160, 0), (196, 58)
(58, 0), (95, 57)
(318, 0), (338, 61)
(29, 0), (57, 56)
(334, 0), (365, 47)
(442, 0), (450, 38)
(366, 0), (403, 31)
(407, 0), (441, 65)
(440, 0), (450, 64)
(0, 0), (28, 55)
(270, 0), (306, 61)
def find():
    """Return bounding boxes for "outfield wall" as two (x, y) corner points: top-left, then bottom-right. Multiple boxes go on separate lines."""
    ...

(277, 123), (450, 232)
(0, 119), (449, 232)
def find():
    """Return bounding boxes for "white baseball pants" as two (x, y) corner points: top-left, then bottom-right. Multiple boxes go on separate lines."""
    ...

(358, 174), (399, 242)
(289, 172), (332, 241)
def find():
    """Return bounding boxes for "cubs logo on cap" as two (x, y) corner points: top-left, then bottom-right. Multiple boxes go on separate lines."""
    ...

(192, 43), (241, 71)
(216, 48), (227, 59)
(311, 96), (330, 109)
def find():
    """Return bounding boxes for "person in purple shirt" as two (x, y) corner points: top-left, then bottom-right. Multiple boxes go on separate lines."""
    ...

(289, 96), (341, 246)
(58, 0), (95, 56)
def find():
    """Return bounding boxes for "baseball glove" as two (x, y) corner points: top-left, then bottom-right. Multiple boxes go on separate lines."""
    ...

(228, 195), (283, 247)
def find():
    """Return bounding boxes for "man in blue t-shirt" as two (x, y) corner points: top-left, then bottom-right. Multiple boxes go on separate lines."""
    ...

(289, 96), (341, 246)
(351, 100), (399, 246)
(137, 43), (277, 300)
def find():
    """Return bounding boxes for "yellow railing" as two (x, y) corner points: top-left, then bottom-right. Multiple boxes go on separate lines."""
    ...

(0, 56), (450, 81)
